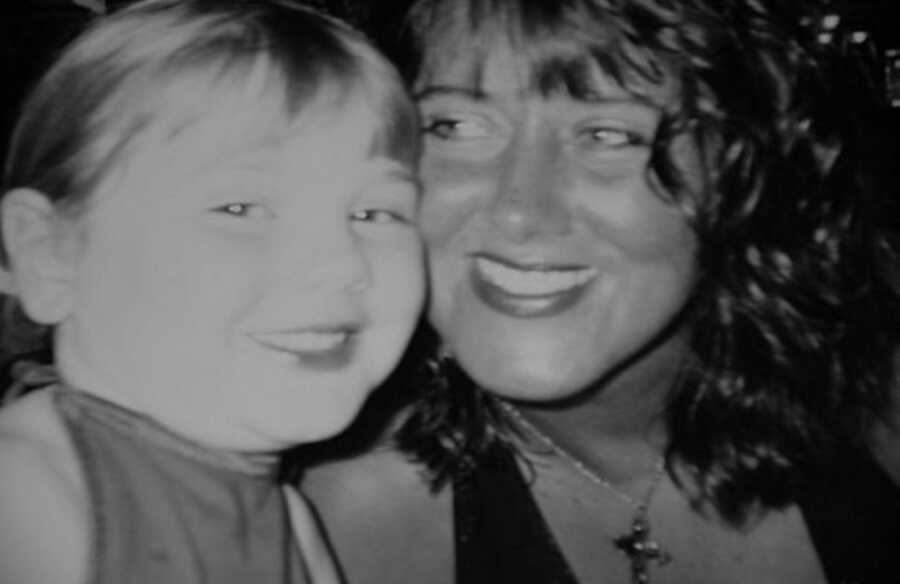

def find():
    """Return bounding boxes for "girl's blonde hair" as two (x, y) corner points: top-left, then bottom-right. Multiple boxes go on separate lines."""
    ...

(1, 0), (418, 358)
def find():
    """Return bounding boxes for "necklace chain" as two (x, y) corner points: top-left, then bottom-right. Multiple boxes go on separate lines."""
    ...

(498, 400), (673, 583)
(498, 400), (666, 512)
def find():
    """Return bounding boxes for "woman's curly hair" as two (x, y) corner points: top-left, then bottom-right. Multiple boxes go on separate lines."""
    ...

(380, 0), (900, 525)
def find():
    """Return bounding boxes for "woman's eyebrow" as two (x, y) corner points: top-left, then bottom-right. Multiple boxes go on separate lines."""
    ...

(414, 84), (659, 110)
(414, 85), (487, 101)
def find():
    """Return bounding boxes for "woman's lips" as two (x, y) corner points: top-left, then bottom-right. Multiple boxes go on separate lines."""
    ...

(469, 254), (599, 318)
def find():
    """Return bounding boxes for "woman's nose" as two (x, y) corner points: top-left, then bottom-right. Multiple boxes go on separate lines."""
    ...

(488, 136), (572, 242)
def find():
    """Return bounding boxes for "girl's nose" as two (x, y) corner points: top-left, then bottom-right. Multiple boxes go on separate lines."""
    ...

(276, 227), (370, 294)
(308, 243), (370, 293)
(488, 135), (572, 242)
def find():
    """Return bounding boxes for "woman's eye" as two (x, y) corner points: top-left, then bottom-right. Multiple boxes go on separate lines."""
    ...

(579, 126), (644, 149)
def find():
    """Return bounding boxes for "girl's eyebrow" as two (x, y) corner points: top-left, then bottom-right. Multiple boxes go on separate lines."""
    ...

(363, 158), (417, 184)
(359, 159), (422, 201)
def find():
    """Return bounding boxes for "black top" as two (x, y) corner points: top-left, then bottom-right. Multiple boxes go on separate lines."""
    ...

(454, 445), (578, 584)
(797, 446), (900, 584)
(454, 444), (900, 584)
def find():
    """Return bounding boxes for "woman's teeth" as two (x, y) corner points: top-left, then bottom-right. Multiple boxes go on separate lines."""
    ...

(250, 330), (350, 353)
(475, 257), (597, 295)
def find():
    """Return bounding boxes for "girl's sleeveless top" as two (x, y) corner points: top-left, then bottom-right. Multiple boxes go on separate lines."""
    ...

(53, 388), (308, 584)
(454, 443), (900, 584)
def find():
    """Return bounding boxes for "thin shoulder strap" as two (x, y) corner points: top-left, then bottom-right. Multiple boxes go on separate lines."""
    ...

(283, 485), (342, 584)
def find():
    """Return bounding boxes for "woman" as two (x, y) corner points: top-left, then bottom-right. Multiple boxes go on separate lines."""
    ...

(302, 1), (900, 582)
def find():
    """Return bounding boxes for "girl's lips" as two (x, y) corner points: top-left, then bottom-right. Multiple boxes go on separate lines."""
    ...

(468, 254), (599, 318)
(249, 327), (358, 370)
(250, 329), (350, 352)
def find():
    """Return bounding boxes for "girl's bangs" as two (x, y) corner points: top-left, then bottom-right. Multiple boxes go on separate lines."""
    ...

(89, 43), (416, 190)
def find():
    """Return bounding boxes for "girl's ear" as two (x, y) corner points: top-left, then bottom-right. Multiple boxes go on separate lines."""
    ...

(1, 188), (79, 325)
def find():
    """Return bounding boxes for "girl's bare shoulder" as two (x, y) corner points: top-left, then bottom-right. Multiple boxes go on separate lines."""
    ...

(0, 389), (89, 584)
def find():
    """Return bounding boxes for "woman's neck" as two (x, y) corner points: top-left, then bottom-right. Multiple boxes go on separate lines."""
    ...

(505, 332), (685, 484)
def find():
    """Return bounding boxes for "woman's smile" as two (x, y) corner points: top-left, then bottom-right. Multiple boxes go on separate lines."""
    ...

(469, 253), (600, 318)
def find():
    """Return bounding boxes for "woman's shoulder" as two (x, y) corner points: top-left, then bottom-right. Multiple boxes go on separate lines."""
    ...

(303, 443), (451, 534)
(0, 388), (89, 584)
(869, 356), (900, 485)
(870, 412), (900, 485)
(305, 442), (407, 488)
(303, 444), (454, 584)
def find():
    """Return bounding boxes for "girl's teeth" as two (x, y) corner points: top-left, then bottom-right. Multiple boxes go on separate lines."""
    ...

(252, 330), (348, 353)
(475, 257), (597, 295)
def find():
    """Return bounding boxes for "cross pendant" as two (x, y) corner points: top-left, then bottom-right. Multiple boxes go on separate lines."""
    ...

(612, 514), (671, 584)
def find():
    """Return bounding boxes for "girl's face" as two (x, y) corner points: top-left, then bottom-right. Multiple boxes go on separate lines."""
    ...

(416, 43), (699, 402)
(51, 98), (424, 451)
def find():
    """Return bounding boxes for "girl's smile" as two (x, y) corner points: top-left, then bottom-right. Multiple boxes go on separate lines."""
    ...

(248, 326), (358, 370)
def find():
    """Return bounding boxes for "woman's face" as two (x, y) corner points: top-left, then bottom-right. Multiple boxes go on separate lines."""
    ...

(416, 45), (699, 402)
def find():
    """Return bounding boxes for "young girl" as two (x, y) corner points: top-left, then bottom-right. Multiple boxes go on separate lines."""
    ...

(0, 0), (423, 582)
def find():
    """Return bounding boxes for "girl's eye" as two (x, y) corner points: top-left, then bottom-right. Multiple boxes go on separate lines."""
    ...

(212, 202), (271, 219)
(349, 208), (409, 225)
(422, 115), (493, 141)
